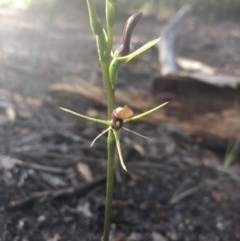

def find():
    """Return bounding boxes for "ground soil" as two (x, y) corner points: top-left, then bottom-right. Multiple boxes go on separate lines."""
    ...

(0, 2), (240, 241)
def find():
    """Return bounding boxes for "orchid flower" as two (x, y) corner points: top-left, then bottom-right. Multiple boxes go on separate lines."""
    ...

(60, 102), (167, 171)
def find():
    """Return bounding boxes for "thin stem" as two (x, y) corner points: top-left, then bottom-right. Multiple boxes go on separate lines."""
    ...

(102, 129), (116, 241)
(86, 2), (118, 241)
(100, 50), (116, 241)
(105, 0), (115, 63)
(100, 61), (115, 119)
(100, 2), (117, 239)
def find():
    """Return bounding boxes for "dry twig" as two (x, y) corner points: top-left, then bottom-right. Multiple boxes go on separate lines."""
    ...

(5, 176), (106, 211)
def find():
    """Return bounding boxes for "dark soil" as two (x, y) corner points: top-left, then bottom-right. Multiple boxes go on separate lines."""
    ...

(0, 2), (240, 241)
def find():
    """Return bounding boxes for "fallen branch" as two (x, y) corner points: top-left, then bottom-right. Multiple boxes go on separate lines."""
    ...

(170, 179), (215, 204)
(177, 57), (215, 74)
(171, 71), (240, 88)
(5, 176), (106, 211)
(157, 4), (240, 88)
(159, 4), (192, 75)
(0, 155), (69, 174)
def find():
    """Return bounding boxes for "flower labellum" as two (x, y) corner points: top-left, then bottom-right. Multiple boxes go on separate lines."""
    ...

(111, 105), (134, 130)
(114, 106), (134, 119)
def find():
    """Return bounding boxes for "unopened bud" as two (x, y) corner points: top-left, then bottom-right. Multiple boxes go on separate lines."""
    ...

(115, 12), (143, 56)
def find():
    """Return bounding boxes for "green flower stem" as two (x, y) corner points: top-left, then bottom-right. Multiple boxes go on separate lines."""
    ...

(98, 3), (118, 239)
(103, 129), (116, 241)
(98, 46), (116, 241)
(86, 0), (104, 36)
(100, 61), (115, 118)
(105, 0), (116, 63)
(99, 46), (118, 241)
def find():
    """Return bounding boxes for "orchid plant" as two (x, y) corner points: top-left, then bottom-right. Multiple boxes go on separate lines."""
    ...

(60, 1), (167, 241)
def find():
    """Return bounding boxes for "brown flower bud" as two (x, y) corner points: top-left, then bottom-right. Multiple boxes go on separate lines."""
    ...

(115, 12), (143, 56)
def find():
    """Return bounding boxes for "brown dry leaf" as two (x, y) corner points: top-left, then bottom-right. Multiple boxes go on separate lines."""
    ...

(212, 190), (226, 203)
(77, 162), (93, 182)
(113, 232), (127, 241)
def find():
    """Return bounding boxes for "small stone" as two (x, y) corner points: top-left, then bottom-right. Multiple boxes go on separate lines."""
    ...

(127, 232), (142, 241)
(76, 202), (92, 218)
(152, 232), (168, 241)
(37, 215), (46, 223)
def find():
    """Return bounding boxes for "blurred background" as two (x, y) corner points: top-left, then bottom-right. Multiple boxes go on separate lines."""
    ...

(2, 0), (240, 19)
(1, 0), (240, 96)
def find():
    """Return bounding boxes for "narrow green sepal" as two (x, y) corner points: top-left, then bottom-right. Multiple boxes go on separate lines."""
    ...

(114, 38), (160, 63)
(91, 127), (111, 147)
(112, 129), (127, 171)
(60, 107), (109, 125)
(125, 102), (168, 122)
(122, 127), (150, 140)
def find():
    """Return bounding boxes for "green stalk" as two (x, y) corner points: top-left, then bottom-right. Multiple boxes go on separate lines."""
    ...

(99, 41), (117, 241)
(100, 61), (115, 119)
(105, 0), (116, 63)
(99, 2), (118, 240)
(102, 129), (116, 241)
